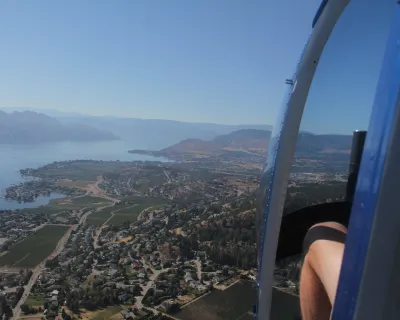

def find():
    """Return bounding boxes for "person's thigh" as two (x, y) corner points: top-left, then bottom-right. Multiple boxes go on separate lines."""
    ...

(306, 222), (347, 304)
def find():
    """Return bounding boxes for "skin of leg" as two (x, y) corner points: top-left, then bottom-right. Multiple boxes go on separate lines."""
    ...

(300, 222), (347, 320)
(300, 254), (332, 320)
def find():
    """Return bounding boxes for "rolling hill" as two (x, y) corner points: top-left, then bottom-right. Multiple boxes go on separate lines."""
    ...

(162, 129), (271, 156)
(129, 129), (353, 160)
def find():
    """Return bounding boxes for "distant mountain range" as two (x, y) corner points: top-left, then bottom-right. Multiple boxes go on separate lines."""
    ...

(0, 108), (353, 156)
(295, 132), (352, 154)
(0, 111), (119, 144)
(57, 117), (272, 150)
(0, 107), (87, 118)
(129, 129), (353, 160)
(0, 107), (272, 149)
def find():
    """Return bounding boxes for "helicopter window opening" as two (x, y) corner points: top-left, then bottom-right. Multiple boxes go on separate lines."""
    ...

(261, 0), (397, 316)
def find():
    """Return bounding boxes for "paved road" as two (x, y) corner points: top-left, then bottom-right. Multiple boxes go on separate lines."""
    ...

(87, 176), (119, 203)
(163, 170), (172, 183)
(78, 209), (92, 225)
(92, 203), (118, 249)
(134, 258), (171, 310)
(75, 177), (120, 249)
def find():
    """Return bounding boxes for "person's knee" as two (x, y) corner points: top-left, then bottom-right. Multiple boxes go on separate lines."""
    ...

(303, 221), (347, 304)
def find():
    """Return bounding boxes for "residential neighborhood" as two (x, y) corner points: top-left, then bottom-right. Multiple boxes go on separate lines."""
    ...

(0, 137), (347, 320)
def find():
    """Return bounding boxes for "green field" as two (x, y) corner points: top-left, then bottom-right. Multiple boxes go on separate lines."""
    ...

(85, 206), (116, 225)
(0, 225), (69, 268)
(57, 179), (94, 189)
(26, 293), (45, 307)
(108, 198), (167, 225)
(33, 161), (133, 181)
(120, 196), (167, 207)
(70, 196), (110, 205)
(90, 306), (123, 320)
(22, 196), (112, 216)
(174, 281), (300, 320)
(134, 175), (166, 193)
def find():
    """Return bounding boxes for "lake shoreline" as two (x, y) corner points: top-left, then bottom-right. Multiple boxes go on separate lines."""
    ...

(0, 140), (170, 210)
(0, 156), (171, 210)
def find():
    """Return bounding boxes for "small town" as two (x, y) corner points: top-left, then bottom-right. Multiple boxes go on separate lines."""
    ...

(0, 159), (263, 320)
(0, 141), (348, 320)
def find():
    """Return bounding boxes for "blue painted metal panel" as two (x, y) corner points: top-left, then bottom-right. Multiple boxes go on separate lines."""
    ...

(332, 3), (400, 319)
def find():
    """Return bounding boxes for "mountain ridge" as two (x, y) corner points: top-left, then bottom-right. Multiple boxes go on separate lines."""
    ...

(0, 107), (272, 149)
(0, 111), (119, 144)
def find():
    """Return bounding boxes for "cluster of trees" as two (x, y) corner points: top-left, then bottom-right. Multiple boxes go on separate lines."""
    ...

(230, 196), (256, 213)
(142, 288), (157, 306)
(65, 285), (134, 312)
(177, 235), (196, 260)
(12, 287), (25, 308)
(140, 308), (175, 320)
(61, 308), (77, 320)
(206, 243), (257, 269)
(284, 181), (346, 213)
(274, 256), (303, 295)
(143, 271), (184, 307)
(0, 270), (33, 289)
(45, 258), (60, 269)
(20, 304), (43, 315)
(143, 287), (181, 313)
(194, 214), (257, 269)
(197, 217), (255, 243)
(0, 295), (13, 319)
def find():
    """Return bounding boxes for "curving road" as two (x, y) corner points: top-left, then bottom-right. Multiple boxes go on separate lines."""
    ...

(92, 204), (115, 250)
(134, 258), (172, 310)
(86, 176), (119, 203)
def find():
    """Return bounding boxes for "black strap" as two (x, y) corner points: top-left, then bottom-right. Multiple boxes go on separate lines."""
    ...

(303, 225), (347, 255)
(276, 201), (351, 262)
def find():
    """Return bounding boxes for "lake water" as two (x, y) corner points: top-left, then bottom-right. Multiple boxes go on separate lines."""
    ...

(1, 193), (67, 210)
(0, 140), (167, 210)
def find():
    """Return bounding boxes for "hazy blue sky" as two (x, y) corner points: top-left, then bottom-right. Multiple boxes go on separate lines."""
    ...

(0, 0), (395, 132)
(0, 0), (321, 125)
(300, 0), (395, 134)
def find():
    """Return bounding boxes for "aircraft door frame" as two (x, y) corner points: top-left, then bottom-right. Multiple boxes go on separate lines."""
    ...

(332, 3), (400, 319)
(256, 0), (350, 318)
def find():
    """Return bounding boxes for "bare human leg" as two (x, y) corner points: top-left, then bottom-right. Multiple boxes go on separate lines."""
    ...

(300, 254), (332, 319)
(300, 222), (347, 320)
